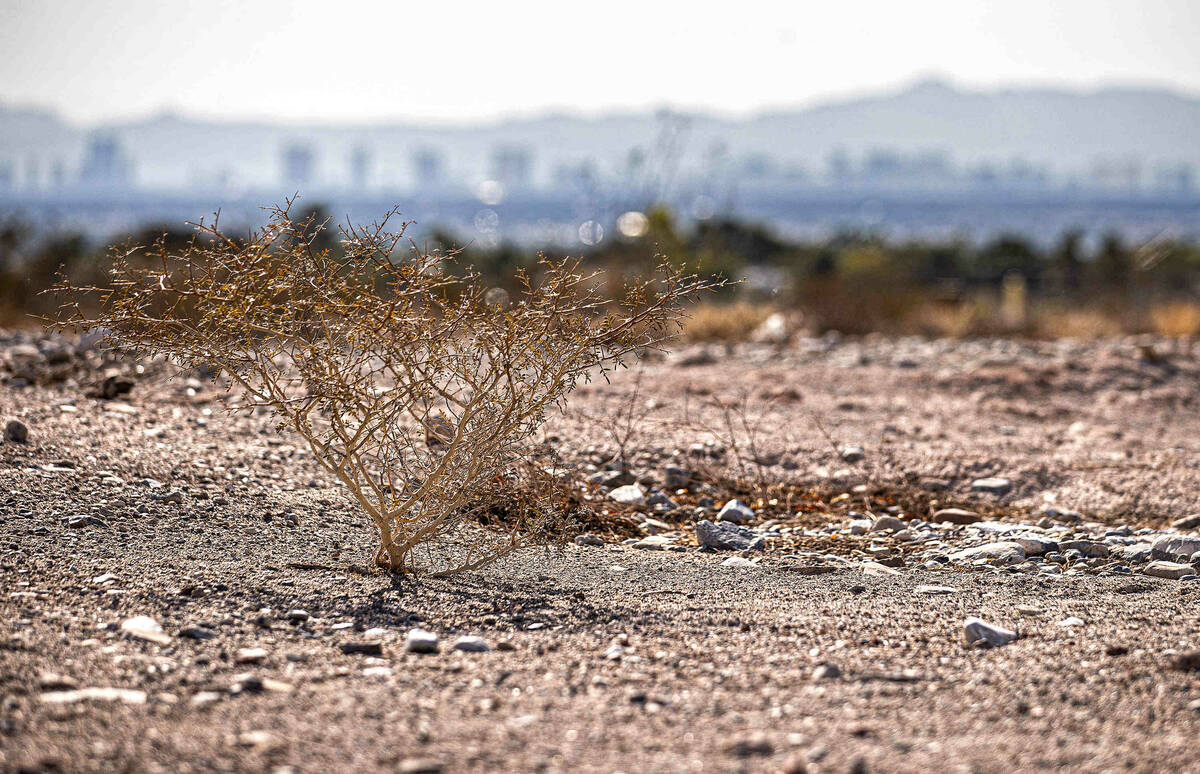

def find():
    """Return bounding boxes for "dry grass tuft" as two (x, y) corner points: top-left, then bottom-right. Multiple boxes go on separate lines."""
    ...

(683, 301), (774, 342)
(1149, 301), (1200, 337)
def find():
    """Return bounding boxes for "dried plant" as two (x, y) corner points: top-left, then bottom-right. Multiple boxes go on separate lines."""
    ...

(51, 201), (715, 574)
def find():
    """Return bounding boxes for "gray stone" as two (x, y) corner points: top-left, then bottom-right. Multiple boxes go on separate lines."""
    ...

(451, 636), (490, 653)
(971, 477), (1012, 495)
(286, 609), (309, 622)
(931, 507), (981, 524)
(180, 625), (217, 640)
(4, 418), (29, 443)
(695, 519), (764, 551)
(153, 490), (184, 505)
(962, 617), (1018, 648)
(1144, 561), (1195, 580)
(969, 521), (1022, 535)
(573, 533), (604, 547)
(871, 515), (905, 532)
(1117, 543), (1154, 562)
(950, 541), (1026, 565)
(663, 465), (691, 490)
(340, 640), (385, 656)
(645, 491), (678, 512)
(1171, 514), (1200, 530)
(1059, 540), (1110, 558)
(404, 628), (439, 654)
(1011, 535), (1057, 556)
(1151, 534), (1200, 561)
(717, 499), (755, 525)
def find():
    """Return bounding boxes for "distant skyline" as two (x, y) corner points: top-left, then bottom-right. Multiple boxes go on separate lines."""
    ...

(2, 0), (1200, 125)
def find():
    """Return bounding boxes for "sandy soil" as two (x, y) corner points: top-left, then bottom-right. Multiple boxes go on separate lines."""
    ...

(2, 332), (1200, 773)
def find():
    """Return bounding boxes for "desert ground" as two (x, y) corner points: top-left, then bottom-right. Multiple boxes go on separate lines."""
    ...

(3, 331), (1200, 773)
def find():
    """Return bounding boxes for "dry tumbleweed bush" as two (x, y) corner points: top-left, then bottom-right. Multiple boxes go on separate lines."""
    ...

(53, 202), (714, 574)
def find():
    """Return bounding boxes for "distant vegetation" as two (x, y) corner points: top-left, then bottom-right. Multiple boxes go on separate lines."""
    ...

(6, 205), (1200, 338)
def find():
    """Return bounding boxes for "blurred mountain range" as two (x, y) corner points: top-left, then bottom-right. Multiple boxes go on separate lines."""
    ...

(2, 77), (1199, 192)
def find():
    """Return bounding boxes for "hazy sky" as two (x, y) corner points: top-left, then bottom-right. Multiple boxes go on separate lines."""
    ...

(2, 0), (1199, 125)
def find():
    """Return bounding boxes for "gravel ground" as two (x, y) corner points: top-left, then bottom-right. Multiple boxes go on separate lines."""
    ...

(2, 331), (1200, 773)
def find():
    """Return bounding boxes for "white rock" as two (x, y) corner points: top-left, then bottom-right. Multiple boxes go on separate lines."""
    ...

(404, 628), (439, 654)
(235, 647), (268, 663)
(950, 541), (1026, 566)
(1057, 617), (1085, 627)
(608, 484), (646, 506)
(452, 636), (490, 652)
(862, 561), (901, 576)
(40, 687), (147, 704)
(962, 617), (1018, 648)
(916, 585), (958, 595)
(121, 616), (170, 645)
(717, 499), (756, 524)
(1144, 561), (1195, 580)
(720, 556), (757, 568)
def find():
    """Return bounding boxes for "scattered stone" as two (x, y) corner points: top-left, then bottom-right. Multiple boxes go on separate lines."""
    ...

(663, 465), (691, 490)
(40, 687), (147, 705)
(286, 609), (310, 622)
(812, 663), (841, 680)
(631, 535), (674, 550)
(862, 561), (901, 576)
(1144, 561), (1195, 580)
(38, 673), (78, 691)
(153, 489), (184, 505)
(66, 515), (107, 529)
(452, 636), (490, 653)
(696, 519), (764, 551)
(235, 730), (280, 750)
(725, 733), (774, 758)
(840, 445), (864, 463)
(1011, 535), (1057, 556)
(573, 533), (604, 547)
(1171, 650), (1200, 672)
(970, 477), (1012, 495)
(915, 585), (958, 595)
(1171, 514), (1200, 530)
(870, 515), (905, 532)
(1057, 617), (1086, 627)
(235, 647), (269, 664)
(179, 625), (217, 640)
(950, 541), (1026, 566)
(608, 484), (646, 505)
(4, 418), (29, 443)
(720, 556), (757, 568)
(121, 616), (171, 645)
(931, 507), (981, 524)
(717, 499), (755, 524)
(962, 617), (1018, 648)
(98, 373), (136, 399)
(1059, 540), (1109, 558)
(404, 628), (439, 654)
(1151, 534), (1200, 561)
(340, 640), (385, 656)
(190, 691), (223, 707)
